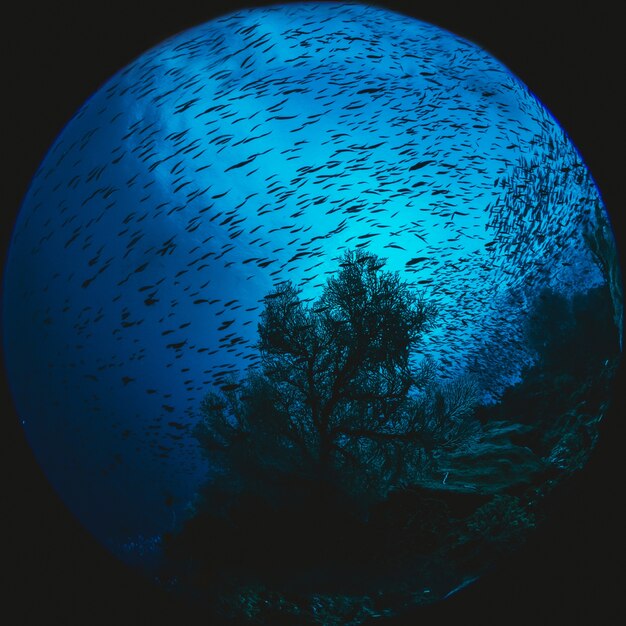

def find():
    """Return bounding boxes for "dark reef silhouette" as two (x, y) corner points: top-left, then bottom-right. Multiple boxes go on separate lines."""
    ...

(160, 250), (620, 624)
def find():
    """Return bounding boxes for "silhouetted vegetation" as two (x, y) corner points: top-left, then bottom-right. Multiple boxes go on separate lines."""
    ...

(194, 249), (481, 505)
(162, 252), (620, 624)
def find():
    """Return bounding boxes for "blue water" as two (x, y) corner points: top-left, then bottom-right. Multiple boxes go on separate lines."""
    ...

(3, 2), (607, 560)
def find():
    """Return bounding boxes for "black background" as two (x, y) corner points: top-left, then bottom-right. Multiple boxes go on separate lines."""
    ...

(4, 1), (624, 624)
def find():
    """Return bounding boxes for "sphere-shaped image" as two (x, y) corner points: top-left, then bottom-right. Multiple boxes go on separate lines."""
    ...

(4, 2), (623, 624)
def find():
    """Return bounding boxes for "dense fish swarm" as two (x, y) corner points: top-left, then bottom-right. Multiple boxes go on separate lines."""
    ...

(4, 2), (606, 549)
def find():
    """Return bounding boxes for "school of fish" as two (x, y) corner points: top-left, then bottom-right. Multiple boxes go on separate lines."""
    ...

(4, 2), (606, 554)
